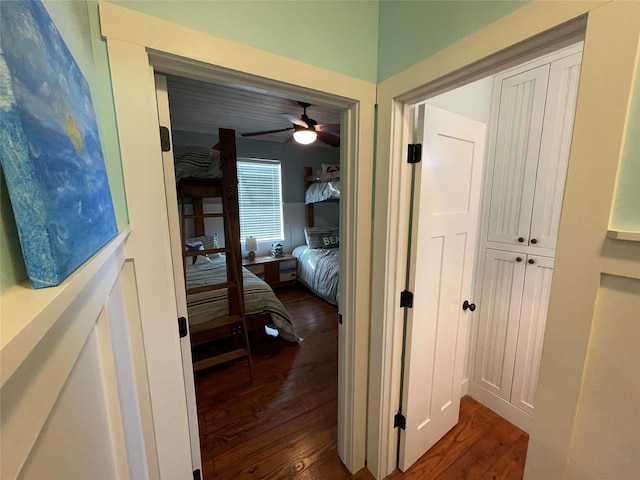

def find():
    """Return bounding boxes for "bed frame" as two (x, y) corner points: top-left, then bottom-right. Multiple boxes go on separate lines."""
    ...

(178, 128), (260, 377)
(304, 166), (316, 227)
(304, 166), (340, 227)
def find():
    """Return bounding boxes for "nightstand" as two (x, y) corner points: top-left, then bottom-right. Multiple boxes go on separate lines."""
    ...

(242, 253), (297, 289)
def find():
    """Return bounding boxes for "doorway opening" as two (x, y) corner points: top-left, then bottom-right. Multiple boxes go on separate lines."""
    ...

(155, 53), (352, 473)
(394, 38), (584, 474)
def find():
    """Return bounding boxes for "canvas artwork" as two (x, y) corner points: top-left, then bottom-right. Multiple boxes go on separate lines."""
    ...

(0, 0), (118, 288)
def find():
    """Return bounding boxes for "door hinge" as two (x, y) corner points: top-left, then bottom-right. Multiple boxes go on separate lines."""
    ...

(394, 412), (406, 430)
(178, 316), (188, 338)
(338, 314), (343, 325)
(159, 126), (171, 152)
(407, 143), (422, 164)
(400, 290), (414, 308)
(193, 469), (202, 480)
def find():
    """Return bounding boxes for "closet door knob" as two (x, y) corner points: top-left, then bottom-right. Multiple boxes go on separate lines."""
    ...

(518, 237), (525, 243)
(528, 258), (535, 264)
(516, 257), (523, 262)
(462, 300), (476, 312)
(531, 238), (538, 244)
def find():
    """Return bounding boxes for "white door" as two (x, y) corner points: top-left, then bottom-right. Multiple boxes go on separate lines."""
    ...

(486, 64), (550, 248)
(400, 105), (486, 470)
(529, 52), (582, 250)
(154, 74), (202, 473)
(472, 249), (526, 400)
(511, 254), (554, 414)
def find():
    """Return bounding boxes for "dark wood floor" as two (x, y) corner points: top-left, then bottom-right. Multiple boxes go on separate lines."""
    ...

(194, 285), (528, 479)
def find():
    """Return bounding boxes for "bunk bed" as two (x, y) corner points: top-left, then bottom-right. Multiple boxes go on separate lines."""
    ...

(293, 166), (341, 305)
(176, 129), (300, 376)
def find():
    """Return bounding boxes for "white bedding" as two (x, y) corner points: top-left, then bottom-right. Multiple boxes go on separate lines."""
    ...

(305, 180), (341, 204)
(293, 245), (339, 306)
(186, 256), (301, 342)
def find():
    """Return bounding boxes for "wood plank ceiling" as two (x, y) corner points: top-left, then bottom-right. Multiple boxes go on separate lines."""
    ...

(166, 75), (342, 145)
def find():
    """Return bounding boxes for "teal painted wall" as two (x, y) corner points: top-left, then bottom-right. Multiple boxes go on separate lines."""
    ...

(377, 0), (530, 82)
(611, 62), (640, 231)
(108, 0), (380, 84)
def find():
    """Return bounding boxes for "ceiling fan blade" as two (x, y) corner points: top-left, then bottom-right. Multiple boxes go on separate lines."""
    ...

(317, 132), (340, 148)
(315, 123), (341, 134)
(282, 113), (309, 128)
(240, 127), (294, 137)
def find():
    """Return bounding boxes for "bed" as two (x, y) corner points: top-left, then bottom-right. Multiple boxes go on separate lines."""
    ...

(304, 165), (340, 226)
(297, 164), (341, 305)
(175, 129), (300, 374)
(305, 178), (341, 203)
(293, 242), (340, 306)
(186, 255), (300, 342)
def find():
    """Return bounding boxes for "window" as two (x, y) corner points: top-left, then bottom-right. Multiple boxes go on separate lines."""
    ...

(237, 159), (283, 242)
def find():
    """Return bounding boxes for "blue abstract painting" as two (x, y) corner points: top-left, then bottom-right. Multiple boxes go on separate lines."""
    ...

(0, 0), (118, 288)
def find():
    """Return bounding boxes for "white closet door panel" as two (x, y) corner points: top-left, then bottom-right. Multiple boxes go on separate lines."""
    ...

(473, 249), (526, 400)
(529, 53), (582, 250)
(511, 255), (554, 414)
(487, 65), (550, 246)
(400, 106), (486, 471)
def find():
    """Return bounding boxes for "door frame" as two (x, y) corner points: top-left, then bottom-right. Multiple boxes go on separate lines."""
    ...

(369, 3), (640, 479)
(99, 2), (375, 477)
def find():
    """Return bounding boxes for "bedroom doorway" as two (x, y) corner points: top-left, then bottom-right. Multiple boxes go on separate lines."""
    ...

(155, 64), (348, 472)
(101, 3), (375, 470)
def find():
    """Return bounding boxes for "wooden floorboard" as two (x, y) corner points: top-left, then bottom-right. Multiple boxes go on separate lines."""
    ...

(195, 284), (528, 479)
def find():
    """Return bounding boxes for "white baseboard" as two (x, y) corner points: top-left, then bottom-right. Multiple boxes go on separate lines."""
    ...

(460, 378), (470, 397)
(468, 382), (532, 432)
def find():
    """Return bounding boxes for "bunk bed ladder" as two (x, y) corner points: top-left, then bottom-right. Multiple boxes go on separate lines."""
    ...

(179, 128), (253, 381)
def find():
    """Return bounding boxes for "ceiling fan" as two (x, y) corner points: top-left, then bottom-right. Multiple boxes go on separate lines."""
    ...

(240, 102), (340, 147)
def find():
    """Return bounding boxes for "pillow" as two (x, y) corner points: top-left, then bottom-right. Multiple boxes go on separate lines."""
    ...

(186, 233), (220, 259)
(304, 226), (339, 249)
(322, 163), (340, 175)
(320, 234), (339, 249)
(174, 146), (222, 182)
(185, 241), (211, 265)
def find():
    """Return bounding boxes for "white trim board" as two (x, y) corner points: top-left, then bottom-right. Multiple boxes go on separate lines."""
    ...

(99, 2), (375, 476)
(369, 2), (640, 479)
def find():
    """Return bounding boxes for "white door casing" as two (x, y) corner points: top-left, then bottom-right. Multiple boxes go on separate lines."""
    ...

(399, 105), (486, 470)
(100, 4), (376, 474)
(154, 73), (202, 472)
(371, 4), (637, 479)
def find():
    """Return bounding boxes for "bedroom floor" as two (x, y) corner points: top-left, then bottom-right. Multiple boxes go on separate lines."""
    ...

(194, 285), (528, 479)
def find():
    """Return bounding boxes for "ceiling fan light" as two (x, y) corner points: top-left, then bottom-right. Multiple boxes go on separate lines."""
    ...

(293, 128), (317, 145)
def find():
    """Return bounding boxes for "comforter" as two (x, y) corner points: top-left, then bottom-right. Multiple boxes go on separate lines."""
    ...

(186, 257), (300, 342)
(293, 245), (339, 306)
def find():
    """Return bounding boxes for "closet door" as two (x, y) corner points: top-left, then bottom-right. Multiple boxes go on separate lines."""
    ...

(529, 52), (582, 250)
(473, 249), (526, 401)
(511, 255), (554, 414)
(487, 64), (550, 247)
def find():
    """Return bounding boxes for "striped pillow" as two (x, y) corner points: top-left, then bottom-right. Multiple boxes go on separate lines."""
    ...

(304, 227), (339, 249)
(186, 234), (220, 259)
(174, 146), (221, 182)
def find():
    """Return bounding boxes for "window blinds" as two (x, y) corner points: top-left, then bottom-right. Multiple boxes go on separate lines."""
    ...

(237, 159), (284, 242)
